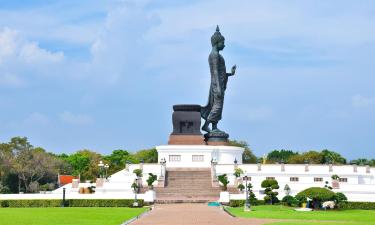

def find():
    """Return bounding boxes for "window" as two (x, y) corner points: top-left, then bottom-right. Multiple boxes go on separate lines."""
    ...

(314, 177), (323, 182)
(290, 177), (299, 182)
(192, 155), (204, 162)
(266, 177), (275, 180)
(339, 178), (348, 183)
(169, 155), (181, 162)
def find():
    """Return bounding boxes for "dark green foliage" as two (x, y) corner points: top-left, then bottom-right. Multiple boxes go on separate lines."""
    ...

(261, 179), (279, 204)
(333, 192), (348, 204)
(133, 169), (143, 177)
(228, 140), (257, 163)
(267, 150), (298, 163)
(0, 199), (144, 208)
(337, 201), (375, 210)
(237, 184), (245, 191)
(281, 195), (300, 207)
(246, 183), (258, 204)
(218, 174), (230, 191)
(295, 187), (336, 203)
(146, 173), (157, 187)
(321, 149), (346, 164)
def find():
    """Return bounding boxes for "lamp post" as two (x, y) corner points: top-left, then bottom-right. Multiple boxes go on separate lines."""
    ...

(160, 158), (166, 177)
(133, 178), (139, 207)
(211, 157), (218, 179)
(243, 175), (251, 211)
(104, 164), (109, 179)
(98, 160), (104, 178)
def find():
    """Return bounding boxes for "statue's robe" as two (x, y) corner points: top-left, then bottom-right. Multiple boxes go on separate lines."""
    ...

(201, 52), (228, 123)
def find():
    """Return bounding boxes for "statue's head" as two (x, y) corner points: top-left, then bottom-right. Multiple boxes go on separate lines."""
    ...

(211, 25), (225, 50)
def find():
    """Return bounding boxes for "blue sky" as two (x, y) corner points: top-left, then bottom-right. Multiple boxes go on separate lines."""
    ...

(0, 0), (374, 159)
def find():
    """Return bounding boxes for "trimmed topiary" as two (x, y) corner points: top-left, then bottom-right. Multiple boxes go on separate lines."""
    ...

(296, 187), (335, 208)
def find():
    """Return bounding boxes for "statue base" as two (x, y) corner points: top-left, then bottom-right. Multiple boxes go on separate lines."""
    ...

(204, 131), (229, 146)
(168, 134), (205, 145)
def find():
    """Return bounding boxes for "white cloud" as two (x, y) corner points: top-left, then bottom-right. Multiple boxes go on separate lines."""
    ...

(0, 27), (64, 65)
(59, 111), (93, 125)
(0, 73), (24, 87)
(352, 95), (375, 107)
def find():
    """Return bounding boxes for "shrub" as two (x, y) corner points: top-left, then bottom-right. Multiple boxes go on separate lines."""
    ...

(333, 192), (348, 204)
(218, 174), (230, 191)
(133, 169), (143, 177)
(282, 195), (299, 207)
(146, 173), (157, 188)
(261, 179), (279, 204)
(233, 168), (244, 178)
(0, 199), (144, 208)
(296, 187), (335, 203)
(338, 201), (375, 210)
(237, 184), (245, 191)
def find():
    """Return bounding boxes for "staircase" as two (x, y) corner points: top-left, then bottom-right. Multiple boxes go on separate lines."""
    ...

(155, 168), (221, 203)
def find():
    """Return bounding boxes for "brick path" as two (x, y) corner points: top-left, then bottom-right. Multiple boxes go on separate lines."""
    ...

(131, 204), (279, 225)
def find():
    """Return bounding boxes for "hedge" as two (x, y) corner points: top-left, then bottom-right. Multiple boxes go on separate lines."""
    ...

(229, 199), (265, 207)
(338, 201), (375, 210)
(0, 199), (144, 208)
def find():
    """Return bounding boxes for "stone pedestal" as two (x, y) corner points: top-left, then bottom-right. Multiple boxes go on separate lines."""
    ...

(168, 104), (205, 145)
(204, 131), (229, 145)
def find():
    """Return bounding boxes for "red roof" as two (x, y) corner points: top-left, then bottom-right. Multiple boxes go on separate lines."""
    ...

(59, 175), (77, 185)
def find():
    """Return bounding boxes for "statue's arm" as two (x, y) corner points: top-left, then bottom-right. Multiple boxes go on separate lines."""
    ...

(227, 64), (237, 76)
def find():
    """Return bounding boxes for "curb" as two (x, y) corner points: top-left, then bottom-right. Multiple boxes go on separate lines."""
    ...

(222, 206), (236, 217)
(120, 206), (153, 225)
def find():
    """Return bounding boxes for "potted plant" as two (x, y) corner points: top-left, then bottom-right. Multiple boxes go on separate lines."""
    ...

(233, 168), (244, 186)
(331, 174), (340, 189)
(133, 169), (143, 178)
(146, 173), (157, 190)
(218, 174), (230, 191)
(131, 181), (139, 193)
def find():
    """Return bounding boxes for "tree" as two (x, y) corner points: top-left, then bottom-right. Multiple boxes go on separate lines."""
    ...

(103, 150), (130, 174)
(64, 150), (101, 181)
(288, 151), (324, 164)
(246, 182), (258, 204)
(267, 149), (298, 163)
(133, 148), (158, 163)
(321, 149), (346, 164)
(9, 137), (61, 193)
(261, 179), (279, 204)
(218, 174), (230, 191)
(229, 140), (257, 163)
(295, 187), (335, 208)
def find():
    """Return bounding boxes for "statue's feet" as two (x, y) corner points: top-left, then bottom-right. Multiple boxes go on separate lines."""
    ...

(211, 128), (224, 133)
(202, 124), (211, 133)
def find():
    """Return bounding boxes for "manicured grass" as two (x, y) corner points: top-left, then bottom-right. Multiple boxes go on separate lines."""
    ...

(227, 205), (375, 225)
(0, 207), (148, 225)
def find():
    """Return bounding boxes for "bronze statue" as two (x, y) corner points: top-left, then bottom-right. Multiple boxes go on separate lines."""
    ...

(201, 26), (236, 134)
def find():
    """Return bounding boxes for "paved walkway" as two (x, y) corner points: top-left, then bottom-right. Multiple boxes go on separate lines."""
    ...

(131, 204), (279, 225)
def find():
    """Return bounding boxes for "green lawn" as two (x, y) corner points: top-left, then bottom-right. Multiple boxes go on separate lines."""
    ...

(0, 207), (148, 225)
(227, 205), (375, 225)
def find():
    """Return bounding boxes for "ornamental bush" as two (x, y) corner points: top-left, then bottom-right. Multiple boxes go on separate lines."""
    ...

(261, 179), (279, 204)
(146, 173), (157, 188)
(229, 199), (265, 207)
(295, 187), (335, 205)
(281, 195), (299, 207)
(133, 169), (143, 177)
(218, 174), (230, 191)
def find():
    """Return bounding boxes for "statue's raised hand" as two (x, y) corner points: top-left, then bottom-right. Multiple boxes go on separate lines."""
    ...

(231, 65), (237, 75)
